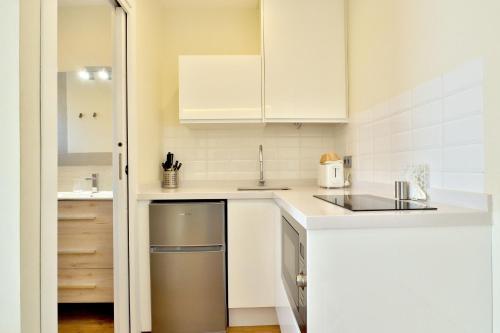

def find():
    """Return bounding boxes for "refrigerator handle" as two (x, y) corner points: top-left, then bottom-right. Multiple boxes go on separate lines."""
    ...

(150, 245), (225, 253)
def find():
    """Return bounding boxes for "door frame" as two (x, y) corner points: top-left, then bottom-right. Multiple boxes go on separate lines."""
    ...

(40, 0), (138, 332)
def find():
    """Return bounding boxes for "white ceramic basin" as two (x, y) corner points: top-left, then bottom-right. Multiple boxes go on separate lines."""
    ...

(58, 191), (113, 200)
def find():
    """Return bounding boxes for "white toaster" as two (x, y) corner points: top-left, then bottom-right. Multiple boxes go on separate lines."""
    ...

(318, 160), (344, 188)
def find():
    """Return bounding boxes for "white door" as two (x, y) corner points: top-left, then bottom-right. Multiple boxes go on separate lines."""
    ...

(113, 7), (130, 333)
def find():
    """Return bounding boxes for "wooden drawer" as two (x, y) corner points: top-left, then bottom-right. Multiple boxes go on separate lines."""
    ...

(58, 232), (113, 269)
(58, 200), (112, 224)
(58, 200), (113, 269)
(58, 268), (113, 303)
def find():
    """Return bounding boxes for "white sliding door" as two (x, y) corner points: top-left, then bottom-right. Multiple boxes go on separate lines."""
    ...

(113, 7), (130, 333)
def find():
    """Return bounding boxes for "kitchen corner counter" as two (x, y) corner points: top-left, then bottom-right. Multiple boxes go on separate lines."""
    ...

(137, 182), (491, 230)
(132, 182), (492, 333)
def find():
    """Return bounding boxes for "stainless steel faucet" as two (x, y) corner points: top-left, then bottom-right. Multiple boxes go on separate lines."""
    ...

(258, 145), (265, 186)
(85, 173), (99, 193)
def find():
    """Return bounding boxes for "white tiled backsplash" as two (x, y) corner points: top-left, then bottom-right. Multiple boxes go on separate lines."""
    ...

(163, 124), (342, 181)
(58, 165), (113, 192)
(345, 59), (485, 193)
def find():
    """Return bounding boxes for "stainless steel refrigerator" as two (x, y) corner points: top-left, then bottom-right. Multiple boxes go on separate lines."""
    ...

(149, 201), (227, 333)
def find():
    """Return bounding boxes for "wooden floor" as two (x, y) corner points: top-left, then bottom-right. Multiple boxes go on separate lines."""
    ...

(58, 304), (280, 333)
(58, 303), (114, 333)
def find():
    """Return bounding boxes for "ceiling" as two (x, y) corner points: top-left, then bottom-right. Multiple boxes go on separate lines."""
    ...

(160, 0), (259, 9)
(58, 0), (111, 7)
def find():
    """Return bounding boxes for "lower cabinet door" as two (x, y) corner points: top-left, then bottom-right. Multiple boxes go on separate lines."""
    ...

(150, 250), (227, 333)
(58, 268), (113, 303)
(228, 199), (279, 308)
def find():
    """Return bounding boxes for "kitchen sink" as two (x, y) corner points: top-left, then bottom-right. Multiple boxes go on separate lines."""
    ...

(237, 186), (291, 191)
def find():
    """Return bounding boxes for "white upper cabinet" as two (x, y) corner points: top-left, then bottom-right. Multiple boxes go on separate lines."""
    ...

(262, 0), (348, 122)
(179, 55), (262, 123)
(177, 0), (347, 124)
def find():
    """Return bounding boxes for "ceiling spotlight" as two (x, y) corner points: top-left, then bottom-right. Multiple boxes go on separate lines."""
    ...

(78, 69), (91, 80)
(98, 69), (110, 80)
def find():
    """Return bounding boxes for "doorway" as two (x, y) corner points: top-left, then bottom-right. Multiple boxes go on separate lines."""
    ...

(54, 0), (129, 332)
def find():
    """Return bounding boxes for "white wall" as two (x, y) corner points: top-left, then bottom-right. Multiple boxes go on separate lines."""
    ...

(58, 5), (113, 72)
(344, 59), (485, 193)
(135, 0), (163, 185)
(0, 0), (21, 331)
(347, 0), (500, 196)
(20, 0), (42, 331)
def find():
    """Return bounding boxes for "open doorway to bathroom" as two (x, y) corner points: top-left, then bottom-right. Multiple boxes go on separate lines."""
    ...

(56, 0), (129, 332)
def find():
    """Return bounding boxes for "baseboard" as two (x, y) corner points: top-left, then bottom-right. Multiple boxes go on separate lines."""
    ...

(229, 307), (278, 327)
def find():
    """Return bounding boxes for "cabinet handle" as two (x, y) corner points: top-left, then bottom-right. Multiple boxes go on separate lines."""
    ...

(58, 283), (97, 290)
(58, 216), (96, 221)
(58, 249), (97, 255)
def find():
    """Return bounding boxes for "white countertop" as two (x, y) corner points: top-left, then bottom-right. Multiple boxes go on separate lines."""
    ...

(137, 182), (491, 230)
(58, 191), (113, 200)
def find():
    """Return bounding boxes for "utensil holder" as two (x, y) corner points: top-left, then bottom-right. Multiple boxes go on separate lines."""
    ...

(162, 170), (179, 189)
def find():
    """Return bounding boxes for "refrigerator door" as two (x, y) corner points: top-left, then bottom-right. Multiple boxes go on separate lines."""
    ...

(150, 250), (227, 333)
(150, 202), (225, 246)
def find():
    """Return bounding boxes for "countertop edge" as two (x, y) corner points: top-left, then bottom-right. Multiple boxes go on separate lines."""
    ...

(303, 211), (492, 230)
(58, 198), (113, 201)
(135, 188), (492, 230)
(136, 192), (275, 201)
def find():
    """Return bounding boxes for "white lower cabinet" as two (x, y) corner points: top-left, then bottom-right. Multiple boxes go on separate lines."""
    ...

(229, 199), (301, 330)
(228, 199), (279, 309)
(306, 226), (492, 333)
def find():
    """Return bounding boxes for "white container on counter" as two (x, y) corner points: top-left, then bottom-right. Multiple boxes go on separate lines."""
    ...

(318, 160), (344, 188)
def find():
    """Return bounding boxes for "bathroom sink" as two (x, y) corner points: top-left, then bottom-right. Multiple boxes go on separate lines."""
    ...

(58, 191), (113, 200)
(237, 186), (291, 191)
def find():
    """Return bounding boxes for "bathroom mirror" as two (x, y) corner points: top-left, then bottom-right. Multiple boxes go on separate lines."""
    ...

(57, 2), (114, 166)
(58, 68), (113, 165)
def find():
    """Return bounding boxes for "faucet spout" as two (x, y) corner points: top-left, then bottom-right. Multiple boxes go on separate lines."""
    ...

(259, 145), (265, 186)
(85, 173), (99, 193)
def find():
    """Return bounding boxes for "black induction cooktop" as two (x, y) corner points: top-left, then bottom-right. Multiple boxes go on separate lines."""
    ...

(313, 194), (437, 212)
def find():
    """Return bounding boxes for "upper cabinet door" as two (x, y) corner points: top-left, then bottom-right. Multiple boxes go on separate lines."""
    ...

(179, 55), (262, 124)
(263, 0), (348, 123)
